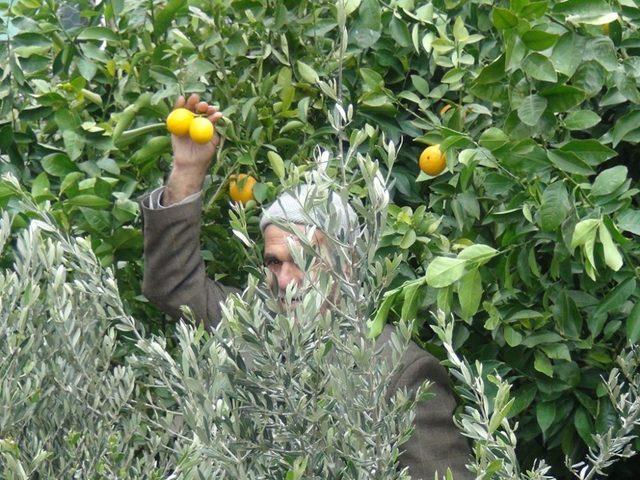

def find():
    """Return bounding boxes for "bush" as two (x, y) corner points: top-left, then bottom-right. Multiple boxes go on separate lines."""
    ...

(0, 179), (171, 478)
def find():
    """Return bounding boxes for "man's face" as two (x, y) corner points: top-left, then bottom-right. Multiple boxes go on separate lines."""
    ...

(263, 224), (328, 308)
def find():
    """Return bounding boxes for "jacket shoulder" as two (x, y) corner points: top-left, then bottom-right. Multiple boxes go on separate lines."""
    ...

(374, 323), (451, 395)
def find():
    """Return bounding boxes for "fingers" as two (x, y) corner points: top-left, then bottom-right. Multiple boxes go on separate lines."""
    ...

(196, 101), (209, 113)
(207, 111), (224, 123)
(174, 94), (223, 123)
(185, 93), (200, 111)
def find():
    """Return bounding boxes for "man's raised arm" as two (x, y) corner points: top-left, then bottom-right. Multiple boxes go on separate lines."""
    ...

(136, 93), (239, 330)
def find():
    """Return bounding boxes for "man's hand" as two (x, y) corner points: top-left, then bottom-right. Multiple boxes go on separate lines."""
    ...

(164, 93), (224, 206)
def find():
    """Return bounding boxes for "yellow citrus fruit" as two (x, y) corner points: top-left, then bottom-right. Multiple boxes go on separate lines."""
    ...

(166, 108), (194, 136)
(229, 174), (257, 204)
(440, 104), (452, 116)
(189, 116), (214, 144)
(419, 144), (446, 176)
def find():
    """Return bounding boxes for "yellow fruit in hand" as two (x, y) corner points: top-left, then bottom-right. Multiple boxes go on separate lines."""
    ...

(229, 174), (257, 204)
(189, 116), (214, 144)
(166, 108), (194, 136)
(419, 144), (446, 176)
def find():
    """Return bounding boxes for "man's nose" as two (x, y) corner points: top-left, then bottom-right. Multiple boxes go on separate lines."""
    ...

(277, 262), (303, 291)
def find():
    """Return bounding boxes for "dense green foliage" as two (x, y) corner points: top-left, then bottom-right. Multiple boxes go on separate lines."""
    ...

(2, 0), (640, 477)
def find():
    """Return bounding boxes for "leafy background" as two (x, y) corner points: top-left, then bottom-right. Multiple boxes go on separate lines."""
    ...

(1, 0), (640, 477)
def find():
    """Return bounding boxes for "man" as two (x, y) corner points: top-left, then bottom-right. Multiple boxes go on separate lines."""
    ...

(136, 94), (473, 479)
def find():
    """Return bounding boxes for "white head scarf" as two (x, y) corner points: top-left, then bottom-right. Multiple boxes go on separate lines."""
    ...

(259, 184), (358, 241)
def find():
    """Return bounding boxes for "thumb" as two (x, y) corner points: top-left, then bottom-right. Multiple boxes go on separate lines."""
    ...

(211, 131), (221, 148)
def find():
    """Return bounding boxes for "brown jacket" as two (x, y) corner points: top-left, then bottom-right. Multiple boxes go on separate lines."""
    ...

(137, 187), (473, 479)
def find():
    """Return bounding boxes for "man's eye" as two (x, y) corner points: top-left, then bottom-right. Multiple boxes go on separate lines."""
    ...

(265, 258), (281, 267)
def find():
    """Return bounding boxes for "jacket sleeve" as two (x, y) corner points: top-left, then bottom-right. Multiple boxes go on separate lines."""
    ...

(392, 350), (474, 480)
(136, 186), (240, 331)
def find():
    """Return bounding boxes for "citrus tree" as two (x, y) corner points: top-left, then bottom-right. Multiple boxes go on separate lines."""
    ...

(1, 0), (640, 477)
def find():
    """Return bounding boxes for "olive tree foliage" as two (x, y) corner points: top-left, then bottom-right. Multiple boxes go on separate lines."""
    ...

(0, 122), (428, 478)
(0, 178), (174, 479)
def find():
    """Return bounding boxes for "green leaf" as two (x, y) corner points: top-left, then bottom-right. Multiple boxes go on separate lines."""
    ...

(541, 343), (571, 361)
(491, 7), (518, 30)
(564, 110), (601, 130)
(41, 153), (77, 177)
(399, 229), (417, 249)
(611, 110), (640, 147)
(618, 209), (640, 236)
(441, 68), (466, 84)
(352, 0), (381, 49)
(598, 222), (623, 271)
(626, 302), (640, 344)
(425, 257), (468, 288)
(539, 181), (570, 232)
(536, 401), (556, 435)
(60, 172), (84, 196)
(62, 130), (84, 161)
(492, 8), (518, 30)
(478, 127), (509, 151)
(474, 54), (505, 85)
(517, 94), (547, 126)
(559, 140), (616, 166)
(584, 37), (618, 70)
(554, 291), (583, 339)
(522, 53), (557, 82)
(296, 61), (320, 83)
(547, 150), (595, 176)
(522, 331), (562, 347)
(367, 290), (398, 339)
(592, 278), (637, 327)
(360, 68), (384, 90)
(267, 151), (285, 180)
(571, 218), (600, 250)
(149, 65), (177, 84)
(591, 166), (628, 197)
(534, 351), (554, 377)
(410, 75), (429, 96)
(65, 195), (112, 209)
(389, 16), (411, 47)
(453, 17), (469, 42)
(574, 407), (595, 447)
(573, 61), (606, 97)
(521, 30), (558, 51)
(504, 326), (523, 347)
(80, 207), (111, 234)
(77, 57), (97, 81)
(77, 27), (119, 42)
(508, 384), (537, 417)
(553, 0), (615, 21)
(32, 172), (53, 201)
(401, 283), (421, 323)
(540, 85), (586, 112)
(153, 0), (187, 37)
(551, 32), (586, 77)
(458, 244), (498, 265)
(459, 269), (482, 320)
(344, 0), (362, 16)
